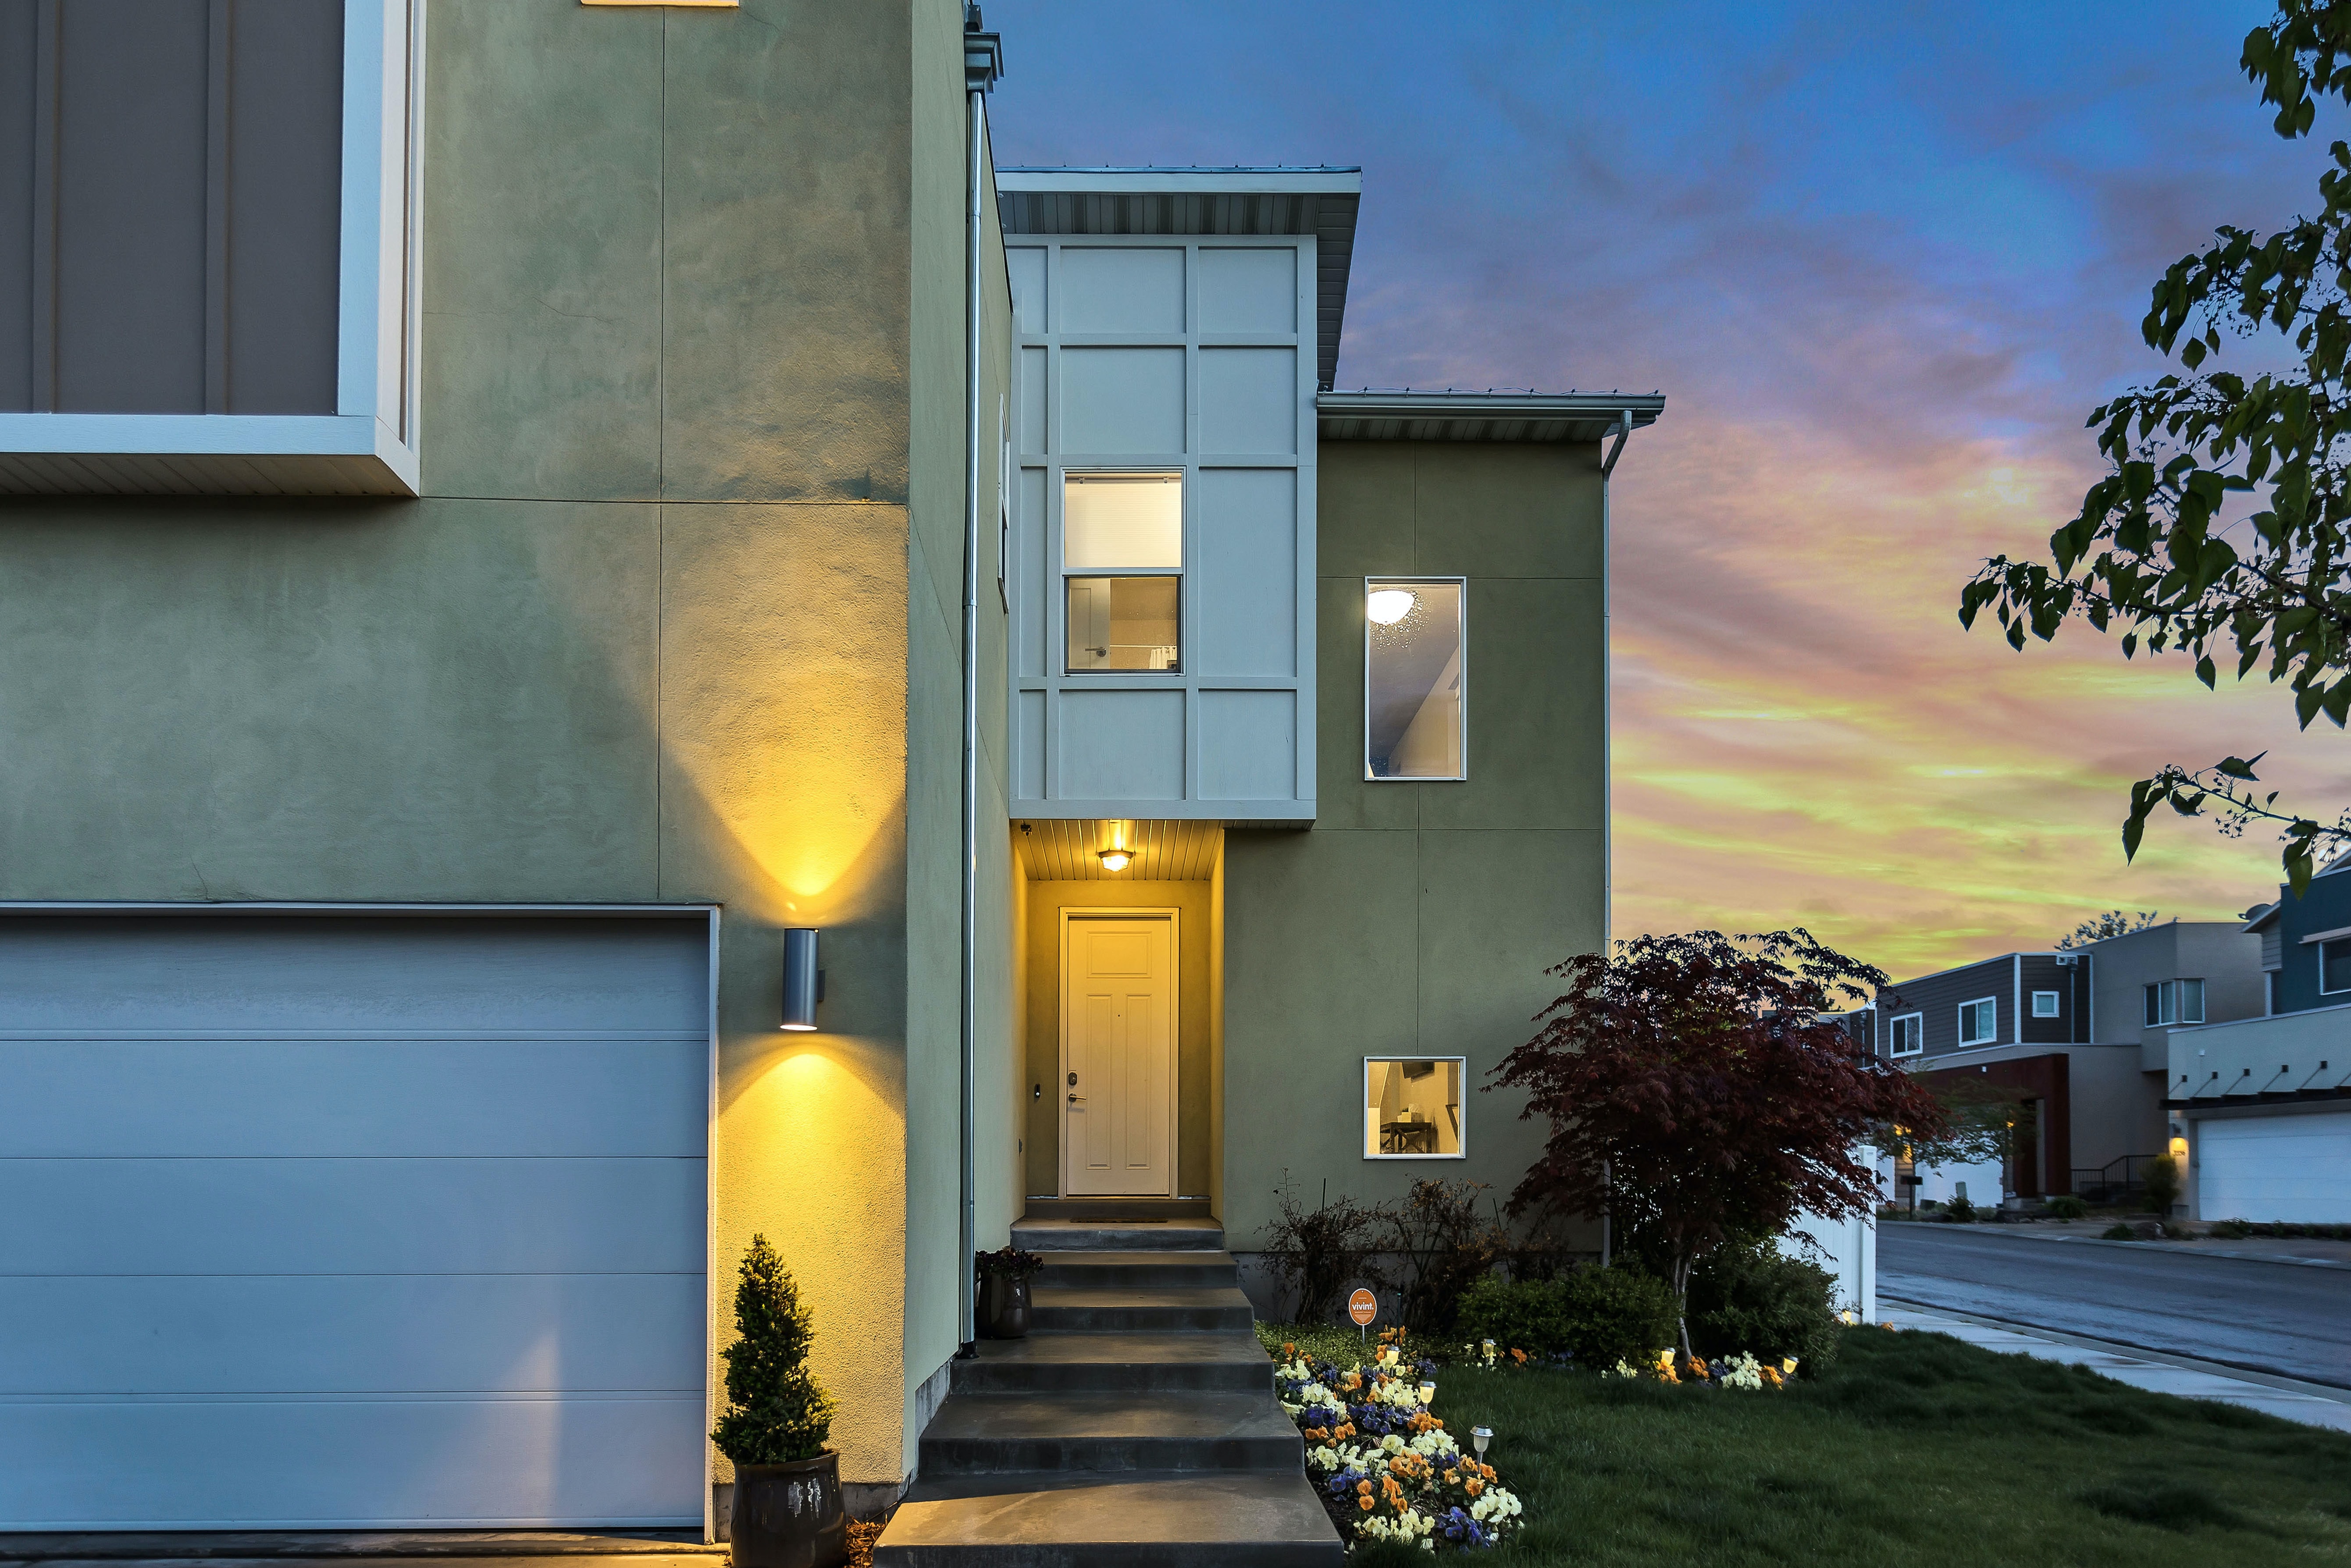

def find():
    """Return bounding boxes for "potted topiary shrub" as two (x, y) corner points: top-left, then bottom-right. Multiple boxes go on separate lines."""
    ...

(712, 1235), (844, 1568)
(974, 1245), (1044, 1339)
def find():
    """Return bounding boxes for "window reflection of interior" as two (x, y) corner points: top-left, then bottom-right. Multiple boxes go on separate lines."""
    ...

(1066, 576), (1179, 671)
(1366, 581), (1463, 779)
(1364, 1058), (1463, 1157)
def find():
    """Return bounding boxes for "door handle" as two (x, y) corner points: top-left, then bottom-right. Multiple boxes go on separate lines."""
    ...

(1068, 1093), (1082, 1103)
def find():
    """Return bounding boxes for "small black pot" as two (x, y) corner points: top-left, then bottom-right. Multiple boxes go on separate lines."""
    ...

(977, 1271), (1032, 1339)
(730, 1451), (847, 1568)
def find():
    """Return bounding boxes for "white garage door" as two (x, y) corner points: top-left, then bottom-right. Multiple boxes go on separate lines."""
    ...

(0, 912), (711, 1530)
(2198, 1110), (2351, 1224)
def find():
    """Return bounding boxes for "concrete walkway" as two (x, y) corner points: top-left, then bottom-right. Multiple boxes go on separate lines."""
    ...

(1879, 1300), (2351, 1433)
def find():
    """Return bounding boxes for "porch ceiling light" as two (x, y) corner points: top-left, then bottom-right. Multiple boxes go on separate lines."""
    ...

(781, 927), (821, 1031)
(1367, 588), (1416, 625)
(1097, 847), (1132, 872)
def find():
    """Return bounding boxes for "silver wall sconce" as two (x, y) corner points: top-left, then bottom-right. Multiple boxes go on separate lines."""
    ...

(782, 928), (822, 1031)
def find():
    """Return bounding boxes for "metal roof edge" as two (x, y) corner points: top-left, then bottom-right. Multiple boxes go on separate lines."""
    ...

(1317, 390), (1665, 423)
(997, 167), (1362, 196)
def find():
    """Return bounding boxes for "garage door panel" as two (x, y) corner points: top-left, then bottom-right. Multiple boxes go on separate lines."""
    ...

(4, 1272), (707, 1394)
(2198, 1111), (2351, 1224)
(2, 1156), (708, 1275)
(0, 1036), (708, 1157)
(0, 1394), (706, 1529)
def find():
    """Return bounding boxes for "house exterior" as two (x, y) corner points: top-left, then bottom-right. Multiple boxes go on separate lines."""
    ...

(0, 0), (1653, 1541)
(1854, 923), (2261, 1202)
(2176, 870), (2351, 1220)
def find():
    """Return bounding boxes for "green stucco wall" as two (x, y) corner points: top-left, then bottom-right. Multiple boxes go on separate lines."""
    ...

(1220, 441), (1611, 1256)
(0, 0), (1013, 1504)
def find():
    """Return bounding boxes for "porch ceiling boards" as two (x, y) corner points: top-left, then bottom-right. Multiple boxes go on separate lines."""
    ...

(1016, 820), (1223, 882)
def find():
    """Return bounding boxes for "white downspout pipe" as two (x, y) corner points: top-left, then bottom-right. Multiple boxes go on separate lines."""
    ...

(958, 14), (1001, 1357)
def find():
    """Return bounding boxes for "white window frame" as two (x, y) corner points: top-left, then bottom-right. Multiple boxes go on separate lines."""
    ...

(1362, 1055), (1468, 1160)
(1060, 469), (1185, 676)
(2145, 978), (2210, 1022)
(1888, 1011), (1924, 1058)
(0, 0), (424, 496)
(1363, 576), (1468, 783)
(1957, 996), (1998, 1047)
(2324, 939), (2351, 996)
(2030, 990), (2060, 1018)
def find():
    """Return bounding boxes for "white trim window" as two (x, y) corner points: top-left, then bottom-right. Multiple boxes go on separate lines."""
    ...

(2144, 978), (2206, 1024)
(1364, 578), (1467, 780)
(2323, 939), (2351, 996)
(2030, 990), (2060, 1018)
(1063, 471), (1183, 673)
(1957, 997), (1998, 1047)
(1888, 1012), (1924, 1058)
(1363, 1056), (1465, 1158)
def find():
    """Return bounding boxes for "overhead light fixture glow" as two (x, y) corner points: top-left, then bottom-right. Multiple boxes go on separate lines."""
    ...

(1097, 847), (1131, 872)
(1367, 588), (1416, 625)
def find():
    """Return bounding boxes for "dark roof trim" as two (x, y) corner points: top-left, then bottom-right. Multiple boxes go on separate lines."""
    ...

(995, 168), (1361, 391)
(1316, 390), (1666, 445)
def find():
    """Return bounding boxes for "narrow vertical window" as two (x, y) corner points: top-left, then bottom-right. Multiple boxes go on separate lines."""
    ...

(1064, 473), (1181, 672)
(1365, 579), (1465, 779)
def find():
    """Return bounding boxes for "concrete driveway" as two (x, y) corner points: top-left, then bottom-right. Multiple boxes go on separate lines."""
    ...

(1877, 1223), (2351, 1388)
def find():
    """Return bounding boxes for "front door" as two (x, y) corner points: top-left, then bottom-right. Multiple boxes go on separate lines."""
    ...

(1061, 914), (1176, 1197)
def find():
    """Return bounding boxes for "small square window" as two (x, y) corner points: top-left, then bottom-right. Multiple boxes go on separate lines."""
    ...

(1364, 1057), (1464, 1158)
(2031, 990), (2060, 1018)
(1957, 998), (1997, 1047)
(1889, 1013), (1923, 1057)
(1365, 580), (1465, 780)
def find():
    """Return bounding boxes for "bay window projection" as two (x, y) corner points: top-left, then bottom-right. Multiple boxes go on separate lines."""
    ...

(1364, 1057), (1464, 1158)
(1065, 472), (1183, 672)
(1364, 579), (1465, 779)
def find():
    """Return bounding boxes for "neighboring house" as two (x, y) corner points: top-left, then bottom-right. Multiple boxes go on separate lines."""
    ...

(0, 0), (1653, 1546)
(1852, 923), (2261, 1202)
(2177, 868), (2351, 1220)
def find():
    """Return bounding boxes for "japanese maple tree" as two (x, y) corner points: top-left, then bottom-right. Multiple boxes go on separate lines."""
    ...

(1490, 929), (1947, 1352)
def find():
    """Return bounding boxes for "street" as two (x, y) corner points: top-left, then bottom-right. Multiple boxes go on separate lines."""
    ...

(1877, 1224), (2351, 1388)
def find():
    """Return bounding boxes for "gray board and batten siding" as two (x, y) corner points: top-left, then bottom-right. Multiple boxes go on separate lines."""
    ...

(0, 0), (422, 495)
(1001, 172), (1333, 824)
(1870, 953), (2089, 1059)
(0, 910), (716, 1531)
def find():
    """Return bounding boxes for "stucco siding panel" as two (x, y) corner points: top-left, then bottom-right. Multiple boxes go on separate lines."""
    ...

(1418, 576), (1603, 832)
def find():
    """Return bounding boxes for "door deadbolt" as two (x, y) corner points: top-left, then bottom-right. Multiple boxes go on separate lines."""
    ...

(1067, 1072), (1078, 1085)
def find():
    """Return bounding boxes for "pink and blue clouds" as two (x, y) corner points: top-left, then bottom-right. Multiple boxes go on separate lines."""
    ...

(989, 1), (2345, 973)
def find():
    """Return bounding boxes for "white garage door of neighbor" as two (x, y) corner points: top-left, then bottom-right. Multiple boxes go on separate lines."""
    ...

(2198, 1110), (2351, 1224)
(0, 913), (712, 1530)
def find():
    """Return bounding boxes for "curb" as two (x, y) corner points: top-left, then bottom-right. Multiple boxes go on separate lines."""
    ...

(1886, 1223), (2351, 1273)
(1877, 1294), (2351, 1398)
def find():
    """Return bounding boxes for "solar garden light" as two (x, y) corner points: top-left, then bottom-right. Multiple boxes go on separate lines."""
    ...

(1419, 1381), (1436, 1406)
(1471, 1426), (1493, 1459)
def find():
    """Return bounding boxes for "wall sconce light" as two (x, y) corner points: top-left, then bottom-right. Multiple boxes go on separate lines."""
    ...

(1097, 847), (1131, 872)
(2167, 1134), (2189, 1160)
(782, 927), (822, 1031)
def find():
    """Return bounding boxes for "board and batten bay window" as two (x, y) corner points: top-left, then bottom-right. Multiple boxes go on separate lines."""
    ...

(1064, 472), (1181, 672)
(0, 0), (423, 495)
(1365, 578), (1465, 780)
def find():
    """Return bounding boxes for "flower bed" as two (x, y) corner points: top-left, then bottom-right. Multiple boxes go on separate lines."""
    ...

(1273, 1338), (1524, 1551)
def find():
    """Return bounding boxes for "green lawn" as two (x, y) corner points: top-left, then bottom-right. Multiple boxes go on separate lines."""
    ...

(1261, 1323), (2351, 1565)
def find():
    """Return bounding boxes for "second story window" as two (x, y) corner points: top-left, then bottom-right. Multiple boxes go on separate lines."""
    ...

(1064, 473), (1182, 672)
(2143, 978), (2206, 1025)
(1889, 1012), (1923, 1057)
(2323, 939), (2351, 996)
(2031, 990), (2060, 1017)
(1365, 579), (1466, 780)
(1957, 997), (1997, 1047)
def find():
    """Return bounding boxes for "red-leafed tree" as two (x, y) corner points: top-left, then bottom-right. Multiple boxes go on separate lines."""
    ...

(1491, 929), (1948, 1352)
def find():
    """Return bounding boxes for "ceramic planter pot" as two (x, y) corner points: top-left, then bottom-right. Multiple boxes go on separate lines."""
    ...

(976, 1270), (1031, 1339)
(730, 1451), (847, 1568)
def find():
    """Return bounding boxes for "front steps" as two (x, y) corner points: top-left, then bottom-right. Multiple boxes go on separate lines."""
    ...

(873, 1220), (1341, 1567)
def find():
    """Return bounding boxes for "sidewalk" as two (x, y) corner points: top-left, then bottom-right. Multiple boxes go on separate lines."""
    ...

(1878, 1300), (2351, 1433)
(1884, 1216), (2351, 1270)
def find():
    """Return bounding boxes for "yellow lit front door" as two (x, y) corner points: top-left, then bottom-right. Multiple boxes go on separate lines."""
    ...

(1061, 914), (1175, 1197)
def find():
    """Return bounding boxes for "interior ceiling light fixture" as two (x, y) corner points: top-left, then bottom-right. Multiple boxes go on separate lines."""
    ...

(1367, 588), (1416, 625)
(1097, 846), (1132, 872)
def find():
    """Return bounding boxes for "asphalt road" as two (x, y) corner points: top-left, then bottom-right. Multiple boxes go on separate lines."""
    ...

(1878, 1225), (2351, 1387)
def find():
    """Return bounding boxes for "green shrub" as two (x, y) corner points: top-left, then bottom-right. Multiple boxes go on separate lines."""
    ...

(1685, 1241), (1841, 1376)
(2101, 1222), (2139, 1240)
(2045, 1195), (2088, 1220)
(2144, 1154), (2182, 1214)
(2209, 1217), (2254, 1239)
(710, 1234), (835, 1464)
(1454, 1266), (1680, 1369)
(1942, 1195), (1978, 1223)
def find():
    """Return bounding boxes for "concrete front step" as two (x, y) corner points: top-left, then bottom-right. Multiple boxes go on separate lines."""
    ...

(1012, 1218), (1226, 1253)
(916, 1392), (1303, 1476)
(1037, 1250), (1239, 1291)
(873, 1470), (1343, 1568)
(1019, 1198), (1214, 1223)
(952, 1330), (1272, 1394)
(1032, 1286), (1254, 1333)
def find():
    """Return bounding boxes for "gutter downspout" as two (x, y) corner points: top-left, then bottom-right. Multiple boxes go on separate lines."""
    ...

(1597, 410), (1633, 1273)
(958, 13), (1002, 1358)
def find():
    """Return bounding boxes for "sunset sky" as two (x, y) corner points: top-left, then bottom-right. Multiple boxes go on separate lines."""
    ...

(988, 0), (2347, 978)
